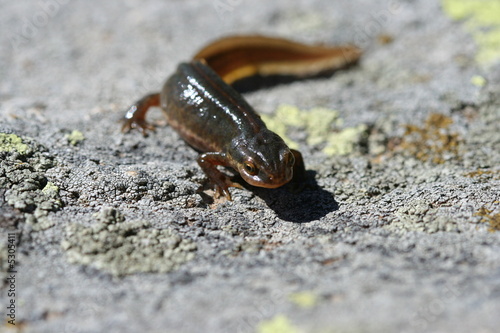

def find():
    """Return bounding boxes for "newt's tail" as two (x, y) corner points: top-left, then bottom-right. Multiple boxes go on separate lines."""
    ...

(193, 35), (361, 85)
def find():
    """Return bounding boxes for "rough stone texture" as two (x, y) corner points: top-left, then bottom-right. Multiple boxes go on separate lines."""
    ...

(1, 1), (500, 333)
(62, 207), (197, 277)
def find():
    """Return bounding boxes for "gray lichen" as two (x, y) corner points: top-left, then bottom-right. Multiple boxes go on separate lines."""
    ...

(0, 133), (60, 230)
(62, 207), (197, 276)
(386, 198), (459, 233)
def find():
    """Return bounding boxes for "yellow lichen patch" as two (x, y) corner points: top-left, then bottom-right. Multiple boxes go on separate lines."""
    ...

(0, 133), (30, 154)
(442, 0), (500, 65)
(471, 75), (487, 87)
(289, 291), (319, 309)
(303, 107), (342, 146)
(474, 206), (500, 232)
(261, 105), (302, 150)
(42, 182), (59, 196)
(257, 314), (300, 333)
(66, 130), (85, 146)
(262, 104), (367, 156)
(398, 113), (461, 164)
(323, 124), (368, 156)
(474, 29), (500, 64)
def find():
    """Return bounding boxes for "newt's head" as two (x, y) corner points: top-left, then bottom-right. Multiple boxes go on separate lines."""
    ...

(231, 130), (295, 188)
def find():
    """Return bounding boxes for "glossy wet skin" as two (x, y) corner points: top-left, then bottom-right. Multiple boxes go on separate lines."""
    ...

(122, 35), (361, 199)
(162, 61), (296, 191)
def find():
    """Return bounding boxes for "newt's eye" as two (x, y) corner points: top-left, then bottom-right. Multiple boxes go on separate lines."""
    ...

(243, 162), (258, 175)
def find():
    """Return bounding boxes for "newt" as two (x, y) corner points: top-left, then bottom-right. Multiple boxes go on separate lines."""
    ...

(122, 35), (361, 200)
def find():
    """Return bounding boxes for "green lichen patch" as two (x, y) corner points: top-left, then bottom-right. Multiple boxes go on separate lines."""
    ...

(289, 291), (319, 309)
(42, 182), (59, 196)
(323, 124), (368, 156)
(66, 130), (85, 146)
(442, 0), (500, 65)
(0, 133), (30, 155)
(257, 314), (300, 333)
(262, 104), (368, 156)
(470, 75), (487, 87)
(396, 113), (461, 164)
(62, 207), (197, 276)
(474, 206), (500, 232)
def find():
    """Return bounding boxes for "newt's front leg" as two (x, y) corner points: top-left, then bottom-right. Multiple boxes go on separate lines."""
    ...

(197, 152), (243, 200)
(122, 93), (160, 136)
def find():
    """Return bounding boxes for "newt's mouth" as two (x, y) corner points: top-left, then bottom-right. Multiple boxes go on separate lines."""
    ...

(241, 171), (293, 188)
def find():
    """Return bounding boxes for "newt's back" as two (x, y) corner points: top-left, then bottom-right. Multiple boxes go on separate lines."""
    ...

(161, 61), (266, 153)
